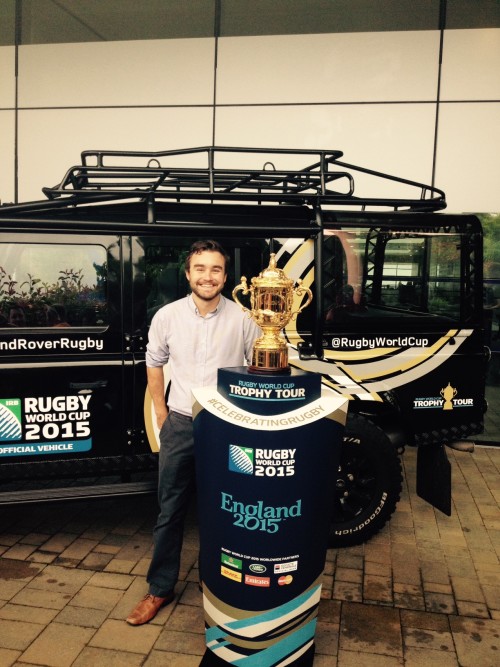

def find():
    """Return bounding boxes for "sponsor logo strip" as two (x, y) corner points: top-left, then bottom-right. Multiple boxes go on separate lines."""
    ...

(245, 574), (270, 587)
(221, 566), (242, 582)
(221, 553), (242, 570)
(274, 561), (298, 574)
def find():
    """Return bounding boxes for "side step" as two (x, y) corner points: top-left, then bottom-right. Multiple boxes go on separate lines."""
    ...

(0, 480), (157, 505)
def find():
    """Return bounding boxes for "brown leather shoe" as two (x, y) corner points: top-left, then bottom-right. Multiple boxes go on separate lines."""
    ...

(126, 592), (174, 625)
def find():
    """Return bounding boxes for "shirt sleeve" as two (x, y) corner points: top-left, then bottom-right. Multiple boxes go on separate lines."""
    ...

(146, 309), (170, 367)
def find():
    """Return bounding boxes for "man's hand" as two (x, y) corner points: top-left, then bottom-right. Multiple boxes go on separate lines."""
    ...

(147, 366), (168, 431)
(156, 407), (168, 430)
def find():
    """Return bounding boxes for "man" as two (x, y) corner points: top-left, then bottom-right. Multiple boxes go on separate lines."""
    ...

(126, 240), (260, 625)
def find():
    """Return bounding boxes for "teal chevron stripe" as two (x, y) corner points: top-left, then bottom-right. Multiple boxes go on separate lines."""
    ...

(205, 584), (320, 644)
(210, 618), (317, 666)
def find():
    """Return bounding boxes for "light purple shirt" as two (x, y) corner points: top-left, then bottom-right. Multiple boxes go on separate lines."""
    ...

(146, 294), (260, 416)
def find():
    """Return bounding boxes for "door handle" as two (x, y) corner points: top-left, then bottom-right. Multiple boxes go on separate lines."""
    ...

(69, 380), (108, 390)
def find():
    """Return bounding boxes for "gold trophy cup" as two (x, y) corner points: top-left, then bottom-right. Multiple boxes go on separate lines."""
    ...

(232, 254), (313, 373)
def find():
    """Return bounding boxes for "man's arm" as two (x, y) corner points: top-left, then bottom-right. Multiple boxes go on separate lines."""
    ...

(147, 366), (168, 429)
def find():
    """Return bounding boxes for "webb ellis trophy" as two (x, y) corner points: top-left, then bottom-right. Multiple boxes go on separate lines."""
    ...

(232, 253), (313, 373)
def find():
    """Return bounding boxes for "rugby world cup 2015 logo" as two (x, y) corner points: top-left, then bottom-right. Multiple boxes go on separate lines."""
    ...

(228, 444), (254, 475)
(0, 399), (22, 442)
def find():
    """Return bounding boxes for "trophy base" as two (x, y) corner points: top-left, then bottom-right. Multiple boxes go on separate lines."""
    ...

(248, 349), (291, 374)
(248, 365), (291, 375)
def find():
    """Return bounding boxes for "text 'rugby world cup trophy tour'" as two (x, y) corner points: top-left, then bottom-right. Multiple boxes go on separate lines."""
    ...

(192, 254), (348, 667)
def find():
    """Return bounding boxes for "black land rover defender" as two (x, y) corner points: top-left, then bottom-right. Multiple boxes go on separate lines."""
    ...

(0, 147), (487, 547)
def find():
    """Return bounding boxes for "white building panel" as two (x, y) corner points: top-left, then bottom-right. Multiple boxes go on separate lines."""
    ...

(216, 32), (440, 104)
(18, 38), (215, 108)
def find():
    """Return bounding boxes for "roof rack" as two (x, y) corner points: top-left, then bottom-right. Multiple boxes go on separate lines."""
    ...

(39, 146), (446, 213)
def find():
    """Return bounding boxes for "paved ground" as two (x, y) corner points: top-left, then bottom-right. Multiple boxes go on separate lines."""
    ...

(478, 383), (500, 444)
(0, 445), (499, 667)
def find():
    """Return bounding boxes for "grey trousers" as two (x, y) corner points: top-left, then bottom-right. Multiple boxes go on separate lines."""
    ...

(147, 411), (195, 597)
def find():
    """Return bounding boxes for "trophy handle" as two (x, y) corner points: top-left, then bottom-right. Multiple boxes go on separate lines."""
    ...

(232, 277), (251, 313)
(292, 281), (313, 316)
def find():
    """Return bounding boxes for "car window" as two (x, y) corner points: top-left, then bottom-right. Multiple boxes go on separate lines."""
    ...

(0, 242), (108, 328)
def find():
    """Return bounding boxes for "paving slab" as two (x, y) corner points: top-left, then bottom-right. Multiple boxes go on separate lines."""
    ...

(340, 602), (402, 658)
(19, 623), (95, 667)
(10, 587), (73, 611)
(55, 604), (109, 628)
(314, 621), (339, 658)
(89, 618), (161, 654)
(86, 570), (134, 590)
(0, 647), (21, 667)
(163, 602), (206, 634)
(0, 602), (59, 625)
(153, 628), (206, 655)
(403, 646), (459, 667)
(0, 618), (45, 651)
(336, 649), (403, 666)
(26, 564), (93, 595)
(71, 646), (144, 667)
(143, 651), (203, 666)
(449, 616), (500, 667)
(68, 584), (124, 612)
(0, 558), (44, 583)
(402, 626), (455, 653)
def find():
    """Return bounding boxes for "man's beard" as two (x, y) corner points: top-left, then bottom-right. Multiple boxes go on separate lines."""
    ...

(191, 283), (224, 302)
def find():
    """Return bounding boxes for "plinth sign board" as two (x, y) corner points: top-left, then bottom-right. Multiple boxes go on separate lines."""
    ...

(193, 367), (347, 666)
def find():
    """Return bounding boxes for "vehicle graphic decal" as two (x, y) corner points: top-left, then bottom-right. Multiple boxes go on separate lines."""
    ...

(0, 395), (92, 457)
(279, 239), (473, 400)
(287, 329), (471, 397)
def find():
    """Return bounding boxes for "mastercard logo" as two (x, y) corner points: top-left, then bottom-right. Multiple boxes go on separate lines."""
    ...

(278, 575), (293, 586)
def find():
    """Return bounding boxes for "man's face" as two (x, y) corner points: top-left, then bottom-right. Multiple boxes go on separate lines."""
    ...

(186, 250), (227, 302)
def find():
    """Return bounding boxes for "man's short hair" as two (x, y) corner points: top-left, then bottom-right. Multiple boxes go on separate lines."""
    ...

(185, 240), (230, 272)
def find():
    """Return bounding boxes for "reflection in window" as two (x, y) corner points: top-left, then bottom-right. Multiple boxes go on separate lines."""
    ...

(145, 244), (189, 323)
(379, 235), (461, 318)
(323, 230), (366, 324)
(0, 243), (107, 327)
(322, 228), (464, 324)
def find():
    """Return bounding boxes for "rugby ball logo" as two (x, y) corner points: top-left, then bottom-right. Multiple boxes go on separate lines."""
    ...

(0, 400), (22, 442)
(228, 444), (254, 475)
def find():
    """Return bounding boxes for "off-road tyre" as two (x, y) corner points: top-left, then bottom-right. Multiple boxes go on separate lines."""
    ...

(329, 413), (403, 548)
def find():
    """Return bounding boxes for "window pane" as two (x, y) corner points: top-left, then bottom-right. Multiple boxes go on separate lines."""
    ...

(323, 229), (366, 324)
(427, 235), (461, 318)
(380, 237), (425, 310)
(19, 0), (216, 45)
(0, 0), (15, 46)
(0, 243), (108, 327)
(323, 228), (464, 324)
(221, 0), (442, 36)
(145, 244), (189, 322)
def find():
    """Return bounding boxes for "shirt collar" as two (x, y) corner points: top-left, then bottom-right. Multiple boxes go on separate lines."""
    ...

(188, 293), (225, 318)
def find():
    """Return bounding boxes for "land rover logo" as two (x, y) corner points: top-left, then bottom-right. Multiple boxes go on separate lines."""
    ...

(249, 564), (267, 574)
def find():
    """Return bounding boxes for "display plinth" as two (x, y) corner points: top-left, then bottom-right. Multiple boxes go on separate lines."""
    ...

(192, 367), (348, 666)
